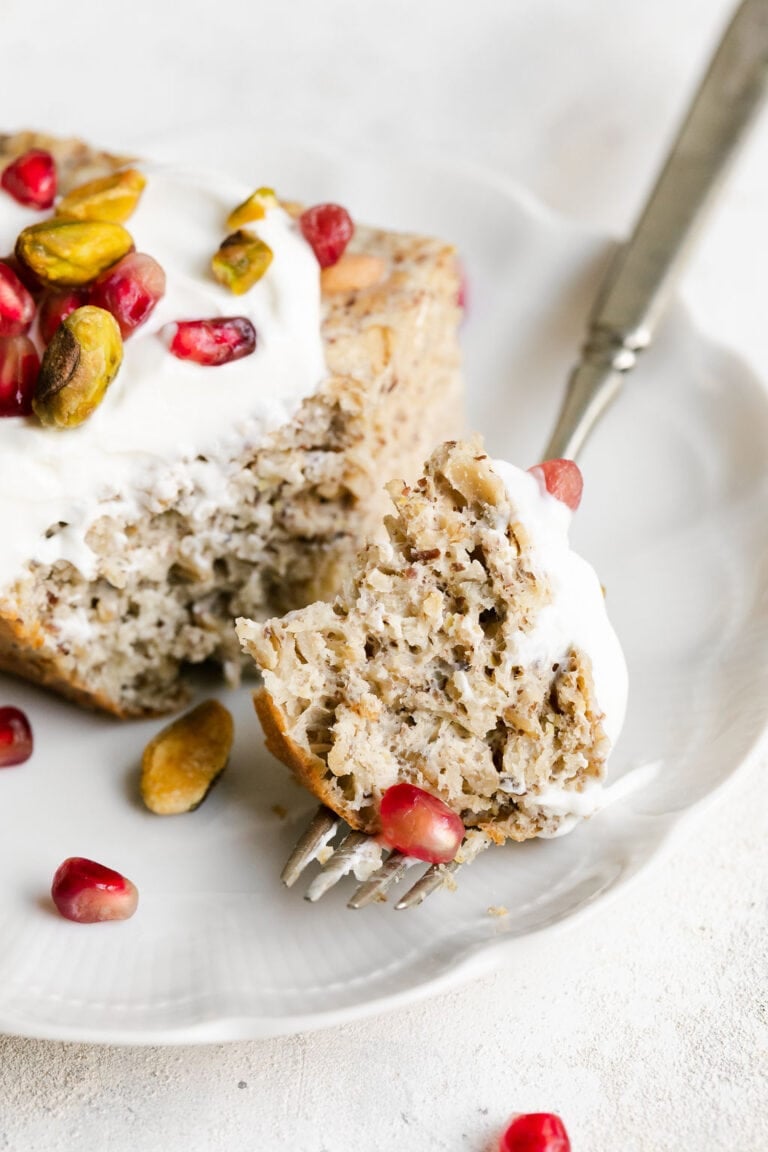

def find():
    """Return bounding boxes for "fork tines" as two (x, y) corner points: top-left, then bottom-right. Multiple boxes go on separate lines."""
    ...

(281, 803), (464, 909)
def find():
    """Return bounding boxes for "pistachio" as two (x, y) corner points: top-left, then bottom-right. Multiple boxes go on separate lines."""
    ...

(226, 186), (277, 230)
(211, 230), (273, 295)
(16, 218), (134, 287)
(55, 168), (147, 224)
(141, 699), (234, 815)
(33, 306), (123, 428)
(320, 252), (387, 294)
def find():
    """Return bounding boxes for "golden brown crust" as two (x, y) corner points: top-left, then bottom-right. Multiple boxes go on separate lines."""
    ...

(254, 688), (372, 831)
(0, 607), (136, 717)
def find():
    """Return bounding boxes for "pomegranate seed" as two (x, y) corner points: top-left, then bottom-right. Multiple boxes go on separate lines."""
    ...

(299, 203), (354, 268)
(166, 316), (256, 366)
(0, 335), (39, 417)
(38, 289), (89, 344)
(1, 149), (57, 210)
(3, 254), (44, 298)
(0, 261), (36, 337)
(51, 857), (138, 923)
(0, 707), (33, 767)
(528, 459), (583, 512)
(379, 782), (464, 863)
(90, 252), (166, 338)
(499, 1113), (571, 1152)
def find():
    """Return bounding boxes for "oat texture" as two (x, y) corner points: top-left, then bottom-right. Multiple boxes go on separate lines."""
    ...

(238, 439), (609, 843)
(0, 132), (462, 717)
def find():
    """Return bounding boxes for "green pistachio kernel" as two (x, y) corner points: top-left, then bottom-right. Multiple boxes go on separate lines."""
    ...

(33, 305), (123, 428)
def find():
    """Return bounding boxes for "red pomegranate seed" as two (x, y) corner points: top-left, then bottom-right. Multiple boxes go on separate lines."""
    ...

(0, 335), (39, 417)
(528, 459), (583, 512)
(299, 203), (354, 268)
(499, 1113), (571, 1152)
(90, 252), (166, 338)
(38, 289), (89, 344)
(51, 857), (138, 923)
(0, 707), (33, 767)
(1, 149), (57, 210)
(379, 782), (464, 863)
(2, 254), (44, 298)
(166, 316), (256, 366)
(0, 261), (36, 337)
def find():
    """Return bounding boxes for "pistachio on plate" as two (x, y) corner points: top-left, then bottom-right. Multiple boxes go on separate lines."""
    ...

(211, 230), (273, 295)
(55, 168), (147, 224)
(33, 305), (123, 428)
(15, 218), (134, 287)
(141, 699), (234, 815)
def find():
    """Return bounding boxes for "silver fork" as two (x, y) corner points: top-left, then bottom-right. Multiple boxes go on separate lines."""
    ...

(281, 0), (768, 909)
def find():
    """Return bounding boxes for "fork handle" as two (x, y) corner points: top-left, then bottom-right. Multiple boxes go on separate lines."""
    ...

(544, 0), (768, 461)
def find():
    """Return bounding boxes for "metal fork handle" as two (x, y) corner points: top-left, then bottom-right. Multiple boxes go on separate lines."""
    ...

(544, 0), (768, 461)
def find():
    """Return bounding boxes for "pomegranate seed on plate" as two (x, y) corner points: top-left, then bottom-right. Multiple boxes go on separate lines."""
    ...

(51, 857), (139, 923)
(379, 782), (464, 863)
(90, 252), (166, 338)
(499, 1113), (571, 1152)
(38, 288), (89, 344)
(0, 261), (36, 337)
(528, 459), (583, 511)
(1, 149), (57, 209)
(166, 316), (256, 366)
(299, 203), (354, 268)
(0, 335), (39, 417)
(0, 706), (33, 767)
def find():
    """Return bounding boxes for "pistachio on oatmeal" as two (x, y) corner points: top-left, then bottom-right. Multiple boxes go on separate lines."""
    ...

(55, 168), (147, 224)
(226, 186), (277, 231)
(141, 699), (234, 815)
(33, 305), (123, 428)
(211, 230), (273, 295)
(15, 218), (134, 287)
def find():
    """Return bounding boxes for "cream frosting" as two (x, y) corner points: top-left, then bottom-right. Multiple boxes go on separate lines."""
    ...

(490, 458), (628, 760)
(0, 165), (326, 590)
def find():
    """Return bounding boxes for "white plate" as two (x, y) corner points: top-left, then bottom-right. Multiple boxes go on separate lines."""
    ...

(1, 139), (767, 1044)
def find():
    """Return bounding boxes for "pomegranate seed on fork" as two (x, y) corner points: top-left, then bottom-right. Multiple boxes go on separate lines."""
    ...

(380, 783), (464, 864)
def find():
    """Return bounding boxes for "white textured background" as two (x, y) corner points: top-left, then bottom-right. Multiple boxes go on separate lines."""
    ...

(1, 0), (767, 1148)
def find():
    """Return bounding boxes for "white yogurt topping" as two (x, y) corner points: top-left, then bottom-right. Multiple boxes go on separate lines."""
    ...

(0, 165), (326, 589)
(491, 458), (628, 751)
(536, 759), (660, 837)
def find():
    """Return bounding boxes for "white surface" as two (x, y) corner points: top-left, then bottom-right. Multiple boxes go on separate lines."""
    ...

(2, 151), (766, 1046)
(1, 0), (767, 1148)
